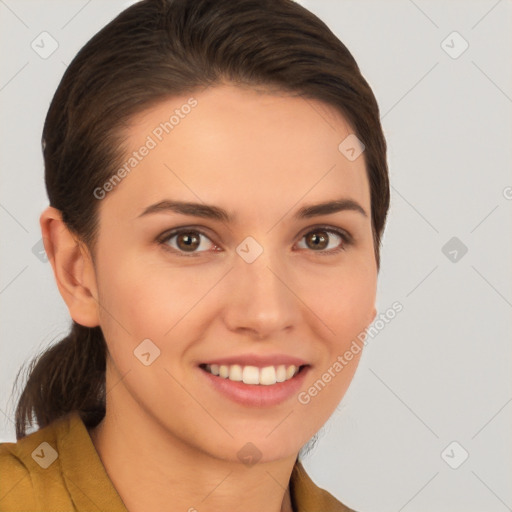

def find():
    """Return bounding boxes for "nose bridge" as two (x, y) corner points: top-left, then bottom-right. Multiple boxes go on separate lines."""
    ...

(238, 239), (287, 303)
(223, 237), (298, 337)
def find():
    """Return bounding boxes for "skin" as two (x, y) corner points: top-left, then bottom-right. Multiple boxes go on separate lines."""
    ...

(41, 83), (378, 512)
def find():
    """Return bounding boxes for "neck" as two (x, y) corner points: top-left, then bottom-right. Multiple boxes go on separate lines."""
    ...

(88, 404), (297, 512)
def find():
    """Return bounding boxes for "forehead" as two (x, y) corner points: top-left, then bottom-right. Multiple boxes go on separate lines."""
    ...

(100, 84), (370, 222)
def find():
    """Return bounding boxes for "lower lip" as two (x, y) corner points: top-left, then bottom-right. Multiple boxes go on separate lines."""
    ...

(199, 365), (310, 407)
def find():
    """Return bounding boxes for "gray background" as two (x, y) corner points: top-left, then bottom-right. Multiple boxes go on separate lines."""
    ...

(1, 1), (511, 511)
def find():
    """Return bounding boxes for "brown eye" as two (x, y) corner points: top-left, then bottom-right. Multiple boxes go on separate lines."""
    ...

(305, 231), (329, 250)
(297, 227), (350, 254)
(160, 229), (216, 256)
(176, 232), (200, 252)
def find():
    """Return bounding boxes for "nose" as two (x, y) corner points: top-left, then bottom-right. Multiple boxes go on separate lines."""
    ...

(221, 246), (301, 340)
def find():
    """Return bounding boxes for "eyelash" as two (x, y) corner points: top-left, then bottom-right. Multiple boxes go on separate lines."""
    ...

(156, 225), (353, 258)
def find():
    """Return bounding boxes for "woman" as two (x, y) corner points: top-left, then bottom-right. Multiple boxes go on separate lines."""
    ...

(0, 0), (389, 510)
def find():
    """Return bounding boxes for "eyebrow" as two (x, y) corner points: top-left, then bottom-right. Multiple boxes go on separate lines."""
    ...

(137, 198), (368, 222)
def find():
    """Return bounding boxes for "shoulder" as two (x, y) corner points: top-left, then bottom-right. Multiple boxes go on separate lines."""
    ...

(0, 441), (38, 511)
(0, 413), (76, 512)
(291, 461), (357, 512)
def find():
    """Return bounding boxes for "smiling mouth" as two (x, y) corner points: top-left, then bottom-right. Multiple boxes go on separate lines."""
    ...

(199, 363), (308, 386)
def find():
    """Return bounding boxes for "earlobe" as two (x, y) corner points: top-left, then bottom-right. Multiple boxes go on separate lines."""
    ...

(40, 206), (100, 328)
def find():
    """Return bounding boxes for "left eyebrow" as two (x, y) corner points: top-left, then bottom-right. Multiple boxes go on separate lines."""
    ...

(137, 200), (233, 222)
(295, 198), (367, 219)
(136, 197), (368, 223)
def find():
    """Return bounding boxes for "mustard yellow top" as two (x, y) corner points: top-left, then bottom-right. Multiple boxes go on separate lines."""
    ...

(0, 410), (354, 511)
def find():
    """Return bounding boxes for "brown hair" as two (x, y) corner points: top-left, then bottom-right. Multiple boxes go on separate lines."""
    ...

(12, 0), (389, 440)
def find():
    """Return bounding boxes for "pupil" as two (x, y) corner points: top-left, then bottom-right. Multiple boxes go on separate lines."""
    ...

(309, 232), (327, 249)
(179, 233), (199, 251)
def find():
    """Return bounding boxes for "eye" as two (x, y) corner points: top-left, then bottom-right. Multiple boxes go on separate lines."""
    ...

(158, 228), (218, 256)
(157, 225), (352, 257)
(296, 226), (352, 255)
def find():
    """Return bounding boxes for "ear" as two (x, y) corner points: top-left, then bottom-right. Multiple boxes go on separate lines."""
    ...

(40, 206), (100, 327)
(365, 305), (377, 330)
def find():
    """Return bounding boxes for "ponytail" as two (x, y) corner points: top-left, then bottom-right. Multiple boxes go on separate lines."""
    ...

(12, 322), (106, 439)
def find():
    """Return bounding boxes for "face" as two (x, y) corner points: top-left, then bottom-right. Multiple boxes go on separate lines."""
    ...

(88, 83), (377, 463)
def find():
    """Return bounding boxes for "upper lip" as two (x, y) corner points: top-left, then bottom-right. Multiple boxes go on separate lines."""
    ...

(200, 354), (309, 368)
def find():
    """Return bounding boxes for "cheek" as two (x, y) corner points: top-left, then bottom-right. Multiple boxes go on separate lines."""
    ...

(94, 248), (175, 341)
(314, 261), (377, 341)
(296, 265), (376, 422)
(102, 265), (180, 330)
(96, 249), (219, 362)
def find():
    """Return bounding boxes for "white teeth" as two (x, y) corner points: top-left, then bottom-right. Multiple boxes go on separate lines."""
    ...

(204, 363), (300, 385)
(229, 364), (243, 381)
(259, 366), (276, 386)
(286, 365), (296, 380)
(276, 365), (287, 382)
(242, 366), (260, 385)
